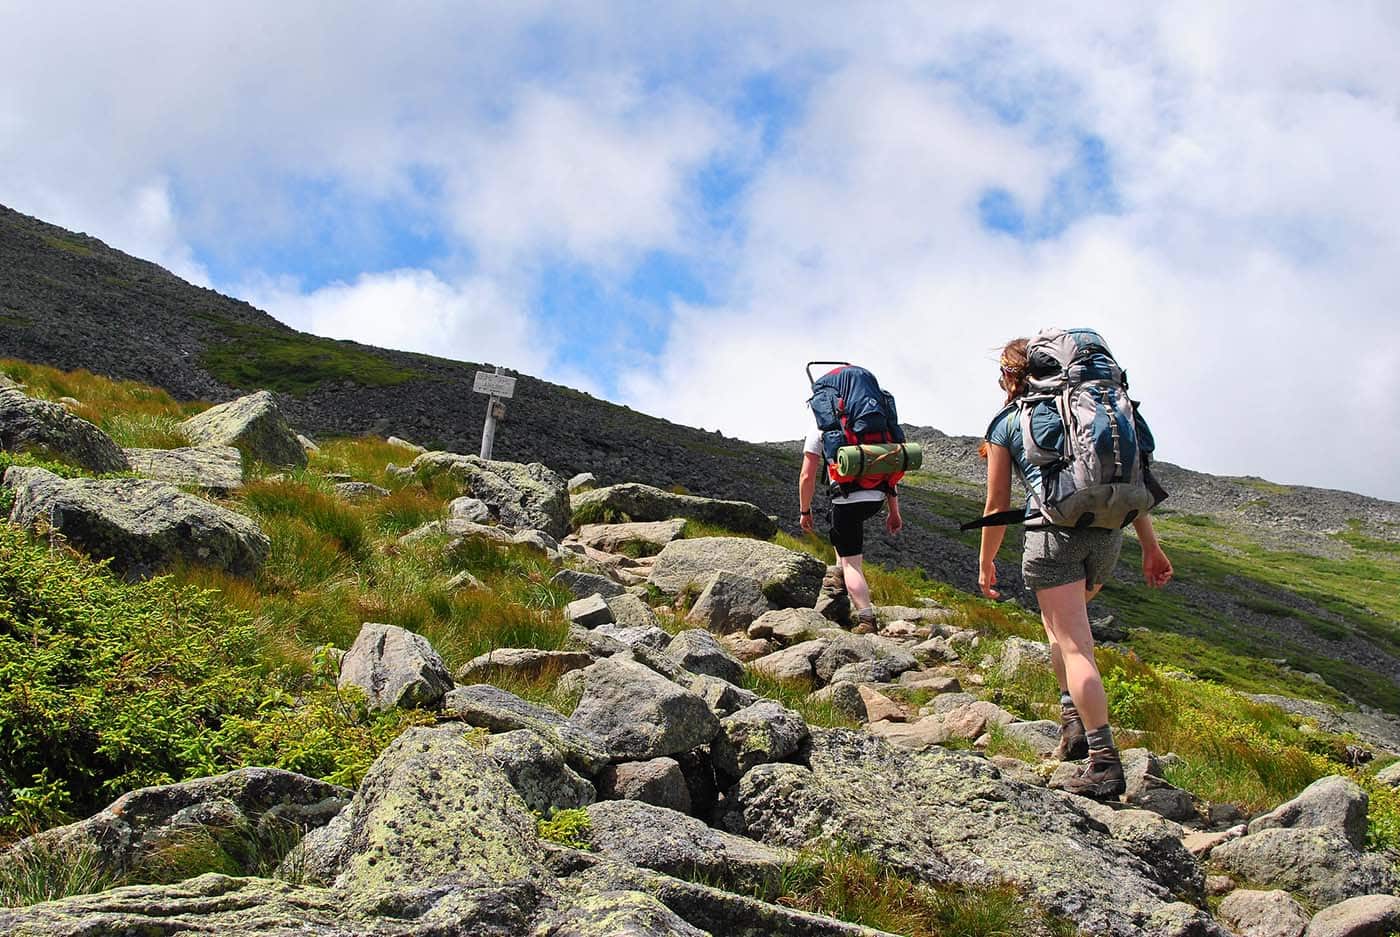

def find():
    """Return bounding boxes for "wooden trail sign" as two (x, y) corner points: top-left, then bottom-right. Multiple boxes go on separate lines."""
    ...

(474, 367), (515, 460)
(473, 371), (516, 399)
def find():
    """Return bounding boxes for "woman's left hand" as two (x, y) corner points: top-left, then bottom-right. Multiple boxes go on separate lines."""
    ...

(1143, 547), (1174, 588)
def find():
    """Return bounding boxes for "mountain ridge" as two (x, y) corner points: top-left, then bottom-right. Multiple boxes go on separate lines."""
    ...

(3, 201), (1398, 712)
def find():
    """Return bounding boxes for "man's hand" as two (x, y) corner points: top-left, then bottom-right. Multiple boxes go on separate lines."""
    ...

(979, 559), (1001, 599)
(1143, 546), (1173, 588)
(886, 501), (902, 536)
(799, 511), (815, 534)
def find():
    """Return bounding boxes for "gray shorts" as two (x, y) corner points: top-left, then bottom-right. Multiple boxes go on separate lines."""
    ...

(1022, 527), (1124, 592)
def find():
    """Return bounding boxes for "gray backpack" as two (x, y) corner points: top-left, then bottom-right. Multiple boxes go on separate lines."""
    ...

(964, 327), (1167, 531)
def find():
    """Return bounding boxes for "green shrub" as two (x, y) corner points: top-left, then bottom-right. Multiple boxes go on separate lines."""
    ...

(536, 808), (591, 850)
(209, 687), (432, 789)
(1362, 771), (1400, 853)
(1103, 667), (1155, 730)
(0, 524), (425, 833)
(0, 524), (268, 826)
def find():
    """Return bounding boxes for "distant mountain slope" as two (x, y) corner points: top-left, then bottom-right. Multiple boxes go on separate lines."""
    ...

(3, 202), (1398, 712)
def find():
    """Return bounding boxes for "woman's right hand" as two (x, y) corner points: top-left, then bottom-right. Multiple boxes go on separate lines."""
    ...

(979, 559), (1000, 599)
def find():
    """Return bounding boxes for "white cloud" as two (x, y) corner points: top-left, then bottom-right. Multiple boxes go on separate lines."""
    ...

(242, 268), (548, 375)
(442, 84), (730, 270)
(1, 3), (1397, 497)
(615, 6), (1400, 499)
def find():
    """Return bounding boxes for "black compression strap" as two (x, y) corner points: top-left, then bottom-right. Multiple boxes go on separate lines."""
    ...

(960, 509), (1035, 532)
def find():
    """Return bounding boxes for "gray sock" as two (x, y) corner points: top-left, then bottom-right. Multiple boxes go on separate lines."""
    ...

(1085, 725), (1115, 752)
(1059, 691), (1075, 710)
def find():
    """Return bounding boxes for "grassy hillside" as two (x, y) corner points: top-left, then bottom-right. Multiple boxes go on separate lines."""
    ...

(4, 201), (1399, 720)
(1, 360), (1397, 867)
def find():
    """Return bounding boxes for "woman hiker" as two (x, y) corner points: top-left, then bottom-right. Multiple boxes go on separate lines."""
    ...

(977, 336), (1173, 799)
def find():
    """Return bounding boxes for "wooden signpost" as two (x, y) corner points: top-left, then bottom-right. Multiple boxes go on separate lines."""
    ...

(473, 366), (516, 460)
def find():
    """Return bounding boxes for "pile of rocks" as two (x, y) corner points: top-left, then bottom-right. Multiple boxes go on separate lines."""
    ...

(5, 393), (1398, 937)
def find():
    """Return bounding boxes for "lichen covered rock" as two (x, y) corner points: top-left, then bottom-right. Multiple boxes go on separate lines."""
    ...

(179, 390), (307, 468)
(337, 622), (453, 712)
(486, 729), (596, 815)
(4, 466), (268, 578)
(411, 451), (570, 538)
(571, 482), (777, 538)
(0, 386), (129, 473)
(3, 768), (349, 880)
(123, 445), (243, 491)
(711, 700), (811, 783)
(585, 799), (791, 894)
(567, 658), (719, 761)
(685, 571), (774, 634)
(649, 537), (825, 608)
(1211, 827), (1396, 906)
(723, 728), (1223, 937)
(301, 723), (543, 891)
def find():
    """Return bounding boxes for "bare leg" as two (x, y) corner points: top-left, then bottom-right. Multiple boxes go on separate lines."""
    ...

(1042, 621), (1069, 691)
(839, 554), (873, 611)
(1037, 578), (1109, 730)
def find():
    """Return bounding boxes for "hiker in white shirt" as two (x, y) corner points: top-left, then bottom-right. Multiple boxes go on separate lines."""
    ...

(798, 428), (902, 634)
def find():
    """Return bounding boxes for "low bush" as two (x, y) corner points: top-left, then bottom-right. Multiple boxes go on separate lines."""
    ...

(199, 321), (421, 395)
(0, 523), (427, 836)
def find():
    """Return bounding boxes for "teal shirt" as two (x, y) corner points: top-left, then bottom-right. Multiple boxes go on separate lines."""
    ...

(984, 403), (1043, 522)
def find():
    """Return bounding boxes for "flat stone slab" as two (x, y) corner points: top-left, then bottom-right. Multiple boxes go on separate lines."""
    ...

(456, 648), (595, 682)
(577, 519), (688, 554)
(124, 445), (243, 491)
(568, 593), (615, 628)
(572, 482), (777, 538)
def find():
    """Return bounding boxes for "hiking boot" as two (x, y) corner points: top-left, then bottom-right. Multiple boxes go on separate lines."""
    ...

(1055, 706), (1089, 762)
(852, 607), (878, 635)
(1062, 748), (1126, 800)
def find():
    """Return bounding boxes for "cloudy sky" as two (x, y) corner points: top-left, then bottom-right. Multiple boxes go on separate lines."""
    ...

(3, 3), (1398, 499)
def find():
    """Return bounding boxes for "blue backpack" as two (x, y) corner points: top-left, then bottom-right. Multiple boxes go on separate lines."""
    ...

(806, 362), (906, 495)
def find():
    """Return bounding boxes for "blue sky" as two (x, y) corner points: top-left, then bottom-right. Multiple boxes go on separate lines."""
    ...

(2, 3), (1399, 499)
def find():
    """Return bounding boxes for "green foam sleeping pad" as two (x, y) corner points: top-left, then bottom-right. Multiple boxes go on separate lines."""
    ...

(835, 442), (923, 477)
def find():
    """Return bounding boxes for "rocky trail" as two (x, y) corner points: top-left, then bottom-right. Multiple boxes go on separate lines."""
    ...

(2, 378), (1399, 936)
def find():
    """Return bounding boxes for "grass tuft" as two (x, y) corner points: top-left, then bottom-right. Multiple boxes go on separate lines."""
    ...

(0, 838), (118, 908)
(771, 843), (1076, 937)
(740, 669), (860, 730)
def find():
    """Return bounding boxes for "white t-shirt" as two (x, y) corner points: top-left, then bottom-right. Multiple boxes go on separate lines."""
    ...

(804, 429), (886, 505)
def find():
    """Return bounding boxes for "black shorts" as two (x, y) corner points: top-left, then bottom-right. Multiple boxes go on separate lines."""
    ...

(829, 500), (883, 558)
